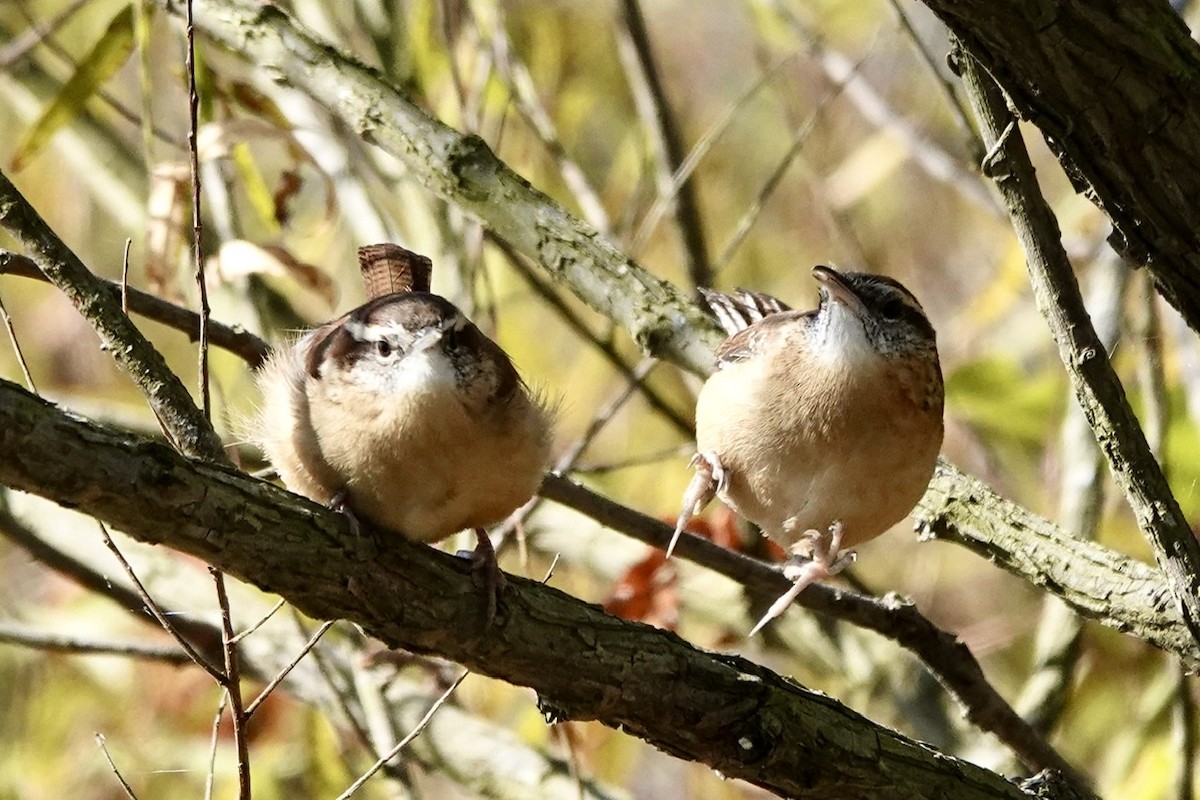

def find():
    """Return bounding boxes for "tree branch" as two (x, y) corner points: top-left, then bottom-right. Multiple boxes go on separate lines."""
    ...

(914, 461), (1194, 667)
(918, 0), (1200, 333)
(0, 170), (227, 462)
(954, 45), (1200, 651)
(157, 0), (720, 376)
(0, 377), (1056, 800)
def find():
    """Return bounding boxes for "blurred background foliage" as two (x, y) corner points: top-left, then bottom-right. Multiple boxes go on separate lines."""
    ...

(1, 0), (1199, 797)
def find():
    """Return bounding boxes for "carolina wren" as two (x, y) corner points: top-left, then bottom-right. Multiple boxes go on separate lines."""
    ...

(252, 244), (552, 602)
(670, 265), (943, 635)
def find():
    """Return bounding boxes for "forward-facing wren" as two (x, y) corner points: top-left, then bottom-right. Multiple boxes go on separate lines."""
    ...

(252, 244), (553, 601)
(670, 265), (944, 634)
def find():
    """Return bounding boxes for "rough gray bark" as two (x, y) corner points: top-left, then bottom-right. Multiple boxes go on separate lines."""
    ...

(0, 377), (1047, 800)
(915, 462), (1193, 667)
(918, 0), (1200, 332)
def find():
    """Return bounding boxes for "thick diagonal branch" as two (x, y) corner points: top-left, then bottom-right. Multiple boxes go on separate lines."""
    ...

(920, 0), (1200, 333)
(0, 169), (227, 462)
(0, 377), (1045, 800)
(956, 47), (1200, 652)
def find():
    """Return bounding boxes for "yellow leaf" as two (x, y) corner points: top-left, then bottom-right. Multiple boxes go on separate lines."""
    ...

(10, 5), (137, 171)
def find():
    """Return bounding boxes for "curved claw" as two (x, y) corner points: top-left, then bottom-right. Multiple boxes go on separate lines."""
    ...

(667, 452), (725, 558)
(750, 520), (849, 636)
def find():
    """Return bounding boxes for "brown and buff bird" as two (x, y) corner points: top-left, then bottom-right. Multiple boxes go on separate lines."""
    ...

(252, 244), (553, 613)
(669, 265), (944, 635)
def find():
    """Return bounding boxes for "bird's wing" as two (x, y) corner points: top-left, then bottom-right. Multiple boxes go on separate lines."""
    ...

(713, 309), (810, 365)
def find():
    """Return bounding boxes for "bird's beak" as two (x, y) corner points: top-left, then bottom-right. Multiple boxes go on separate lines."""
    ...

(812, 265), (867, 318)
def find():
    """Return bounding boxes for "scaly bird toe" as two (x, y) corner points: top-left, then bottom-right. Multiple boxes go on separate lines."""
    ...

(667, 451), (725, 558)
(751, 520), (849, 636)
(470, 528), (507, 627)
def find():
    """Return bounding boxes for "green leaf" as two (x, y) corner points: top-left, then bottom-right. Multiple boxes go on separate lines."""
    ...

(10, 5), (137, 171)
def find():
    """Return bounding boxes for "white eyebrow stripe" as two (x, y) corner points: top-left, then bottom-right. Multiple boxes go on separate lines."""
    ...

(343, 320), (408, 342)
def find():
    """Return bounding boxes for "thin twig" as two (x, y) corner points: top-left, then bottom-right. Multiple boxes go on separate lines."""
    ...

(571, 444), (692, 475)
(629, 51), (800, 255)
(245, 619), (335, 718)
(230, 597), (285, 645)
(485, 6), (611, 234)
(121, 238), (131, 317)
(541, 553), (561, 584)
(715, 75), (847, 271)
(617, 0), (712, 289)
(955, 40), (1200, 651)
(186, 0), (212, 421)
(96, 521), (225, 681)
(336, 669), (469, 800)
(773, 6), (998, 215)
(211, 567), (252, 799)
(491, 236), (693, 437)
(0, 173), (228, 461)
(204, 691), (229, 800)
(95, 733), (140, 800)
(0, 620), (192, 663)
(0, 250), (270, 368)
(884, 0), (979, 150)
(293, 612), (380, 761)
(0, 291), (36, 393)
(555, 357), (659, 469)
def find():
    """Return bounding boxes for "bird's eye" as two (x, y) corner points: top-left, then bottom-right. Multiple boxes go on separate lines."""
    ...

(376, 340), (393, 358)
(880, 299), (905, 320)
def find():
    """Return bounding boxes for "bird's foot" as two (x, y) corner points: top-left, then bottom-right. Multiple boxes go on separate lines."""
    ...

(749, 520), (850, 636)
(467, 528), (507, 627)
(667, 451), (727, 558)
(328, 489), (380, 559)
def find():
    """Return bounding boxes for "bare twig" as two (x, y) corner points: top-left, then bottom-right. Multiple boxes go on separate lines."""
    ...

(884, 0), (979, 150)
(0, 172), (227, 461)
(121, 238), (131, 317)
(0, 620), (192, 663)
(956, 41), (1200, 651)
(204, 691), (229, 800)
(245, 619), (335, 718)
(715, 75), (846, 271)
(629, 51), (800, 255)
(95, 733), (140, 800)
(0, 291), (36, 393)
(230, 597), (285, 644)
(336, 669), (469, 800)
(485, 6), (611, 234)
(211, 567), (252, 799)
(96, 521), (225, 681)
(0, 250), (270, 368)
(617, 0), (712, 290)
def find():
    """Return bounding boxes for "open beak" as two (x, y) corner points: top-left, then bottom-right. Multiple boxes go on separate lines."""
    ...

(812, 265), (867, 318)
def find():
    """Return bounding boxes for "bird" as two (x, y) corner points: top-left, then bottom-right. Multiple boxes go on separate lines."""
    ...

(251, 244), (553, 616)
(668, 265), (943, 635)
